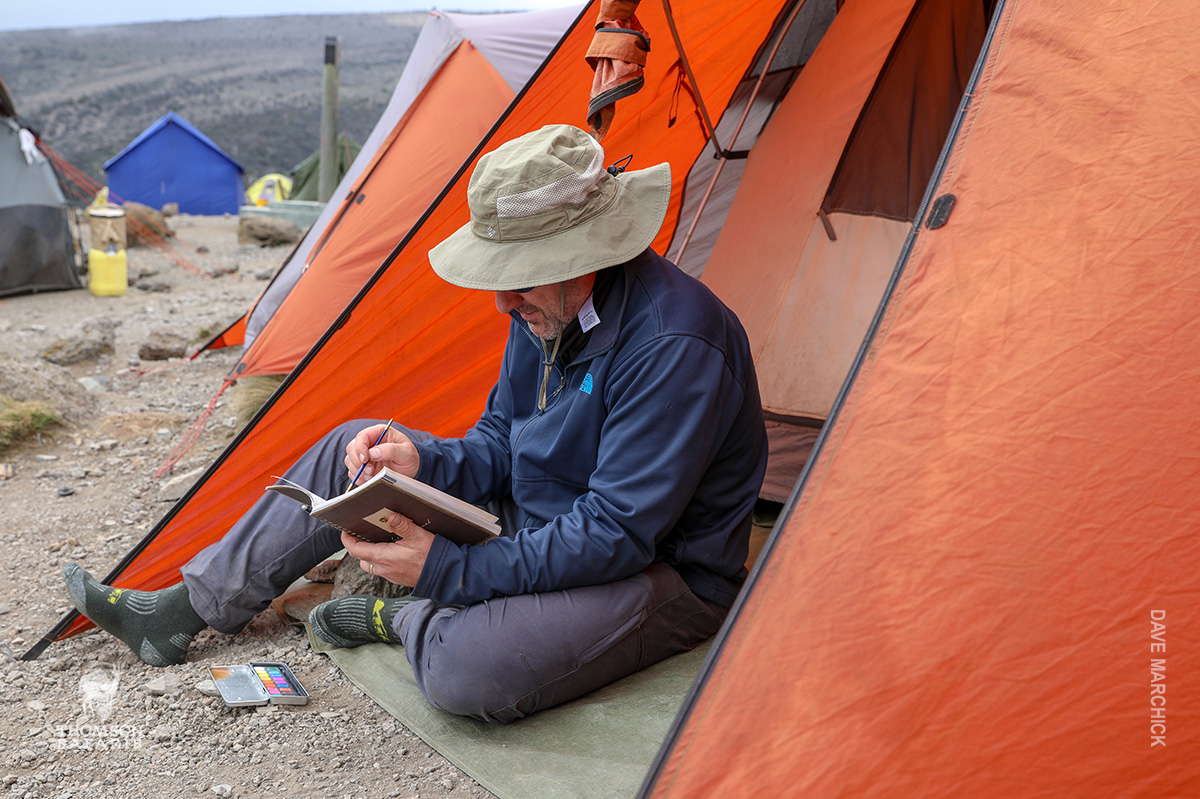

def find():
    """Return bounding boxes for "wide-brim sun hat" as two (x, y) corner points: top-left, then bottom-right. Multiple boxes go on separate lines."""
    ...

(428, 124), (671, 291)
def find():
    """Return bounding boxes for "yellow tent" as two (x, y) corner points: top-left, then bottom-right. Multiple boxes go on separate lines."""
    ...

(244, 173), (292, 206)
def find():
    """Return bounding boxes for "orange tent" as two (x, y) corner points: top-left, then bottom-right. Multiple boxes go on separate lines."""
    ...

(206, 7), (583, 374)
(29, 0), (1199, 792)
(644, 0), (1200, 795)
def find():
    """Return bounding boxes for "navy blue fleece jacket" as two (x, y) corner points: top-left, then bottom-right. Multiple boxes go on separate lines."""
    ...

(411, 249), (767, 608)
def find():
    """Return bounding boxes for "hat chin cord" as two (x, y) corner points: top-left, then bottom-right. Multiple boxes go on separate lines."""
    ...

(537, 283), (567, 411)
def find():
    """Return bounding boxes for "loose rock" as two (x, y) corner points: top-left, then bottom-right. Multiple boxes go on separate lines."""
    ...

(158, 466), (206, 501)
(237, 216), (302, 247)
(143, 673), (183, 696)
(40, 317), (120, 366)
(123, 202), (172, 247)
(138, 330), (188, 361)
(195, 679), (220, 698)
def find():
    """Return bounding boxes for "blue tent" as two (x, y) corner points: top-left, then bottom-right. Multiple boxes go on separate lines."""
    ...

(104, 112), (244, 215)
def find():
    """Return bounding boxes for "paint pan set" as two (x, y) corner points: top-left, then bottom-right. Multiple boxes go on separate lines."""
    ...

(207, 661), (309, 707)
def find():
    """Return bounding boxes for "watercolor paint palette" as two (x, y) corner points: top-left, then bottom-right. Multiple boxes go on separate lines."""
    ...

(207, 661), (310, 707)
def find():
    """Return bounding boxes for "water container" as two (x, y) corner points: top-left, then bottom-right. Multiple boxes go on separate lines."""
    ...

(88, 248), (128, 296)
(87, 205), (127, 250)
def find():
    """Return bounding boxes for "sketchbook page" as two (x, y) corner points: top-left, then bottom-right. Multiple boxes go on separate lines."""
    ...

(264, 476), (326, 507)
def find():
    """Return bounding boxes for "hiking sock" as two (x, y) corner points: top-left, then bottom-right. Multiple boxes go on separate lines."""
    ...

(63, 562), (207, 667)
(307, 595), (419, 649)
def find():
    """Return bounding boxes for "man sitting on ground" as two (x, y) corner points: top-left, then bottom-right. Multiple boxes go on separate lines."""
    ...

(65, 124), (768, 724)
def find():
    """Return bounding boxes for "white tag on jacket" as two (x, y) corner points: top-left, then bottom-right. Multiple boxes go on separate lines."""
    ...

(577, 294), (600, 332)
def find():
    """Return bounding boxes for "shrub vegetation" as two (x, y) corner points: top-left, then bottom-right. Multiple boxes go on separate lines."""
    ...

(0, 395), (61, 454)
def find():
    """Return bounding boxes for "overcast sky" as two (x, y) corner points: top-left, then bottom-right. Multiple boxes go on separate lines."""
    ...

(2, 1), (577, 32)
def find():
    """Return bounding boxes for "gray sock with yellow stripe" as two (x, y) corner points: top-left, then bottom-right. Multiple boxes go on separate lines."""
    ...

(308, 595), (416, 648)
(63, 562), (206, 667)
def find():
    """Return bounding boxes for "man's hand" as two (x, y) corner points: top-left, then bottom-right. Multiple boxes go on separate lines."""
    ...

(340, 513), (434, 588)
(344, 422), (421, 484)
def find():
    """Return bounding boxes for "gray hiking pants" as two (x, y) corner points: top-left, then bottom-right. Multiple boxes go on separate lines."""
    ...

(181, 420), (724, 723)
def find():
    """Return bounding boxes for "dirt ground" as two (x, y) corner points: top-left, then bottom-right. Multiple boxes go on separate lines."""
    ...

(0, 215), (494, 799)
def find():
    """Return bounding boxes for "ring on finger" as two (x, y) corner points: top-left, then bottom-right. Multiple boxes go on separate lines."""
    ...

(368, 563), (375, 576)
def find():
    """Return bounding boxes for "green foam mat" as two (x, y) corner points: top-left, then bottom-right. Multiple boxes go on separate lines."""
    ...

(305, 626), (708, 799)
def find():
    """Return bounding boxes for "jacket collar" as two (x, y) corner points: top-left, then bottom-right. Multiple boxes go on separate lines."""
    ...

(577, 251), (647, 362)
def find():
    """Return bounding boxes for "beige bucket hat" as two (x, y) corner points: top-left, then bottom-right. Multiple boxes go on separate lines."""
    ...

(428, 124), (670, 291)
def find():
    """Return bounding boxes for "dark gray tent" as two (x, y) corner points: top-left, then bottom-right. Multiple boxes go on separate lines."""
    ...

(0, 76), (79, 297)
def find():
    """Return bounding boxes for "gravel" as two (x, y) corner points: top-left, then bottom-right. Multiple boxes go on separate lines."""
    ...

(0, 214), (494, 799)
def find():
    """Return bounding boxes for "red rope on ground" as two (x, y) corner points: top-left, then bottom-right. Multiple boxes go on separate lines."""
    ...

(154, 377), (233, 478)
(121, 360), (186, 379)
(41, 143), (241, 280)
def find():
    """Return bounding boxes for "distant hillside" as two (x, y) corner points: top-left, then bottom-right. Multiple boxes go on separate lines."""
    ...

(0, 13), (427, 195)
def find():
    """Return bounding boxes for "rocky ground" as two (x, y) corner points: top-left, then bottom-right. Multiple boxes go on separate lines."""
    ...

(0, 215), (493, 799)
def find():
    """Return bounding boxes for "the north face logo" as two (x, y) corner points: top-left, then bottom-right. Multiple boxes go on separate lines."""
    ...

(580, 373), (593, 394)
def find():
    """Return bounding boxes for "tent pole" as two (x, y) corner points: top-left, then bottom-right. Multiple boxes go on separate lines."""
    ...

(659, 0), (722, 152)
(674, 0), (811, 263)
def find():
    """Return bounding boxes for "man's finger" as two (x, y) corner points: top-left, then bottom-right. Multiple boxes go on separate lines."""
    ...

(387, 512), (416, 536)
(340, 531), (391, 560)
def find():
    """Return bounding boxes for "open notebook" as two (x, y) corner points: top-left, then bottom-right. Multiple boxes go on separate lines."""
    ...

(266, 467), (499, 546)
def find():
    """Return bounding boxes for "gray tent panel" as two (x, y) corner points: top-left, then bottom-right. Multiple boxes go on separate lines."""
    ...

(0, 116), (79, 297)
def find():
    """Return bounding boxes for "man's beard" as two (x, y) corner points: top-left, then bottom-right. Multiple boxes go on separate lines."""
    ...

(516, 277), (591, 341)
(518, 303), (569, 340)
(534, 316), (568, 341)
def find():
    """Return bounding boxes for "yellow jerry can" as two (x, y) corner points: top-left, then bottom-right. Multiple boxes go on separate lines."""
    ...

(87, 248), (128, 296)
